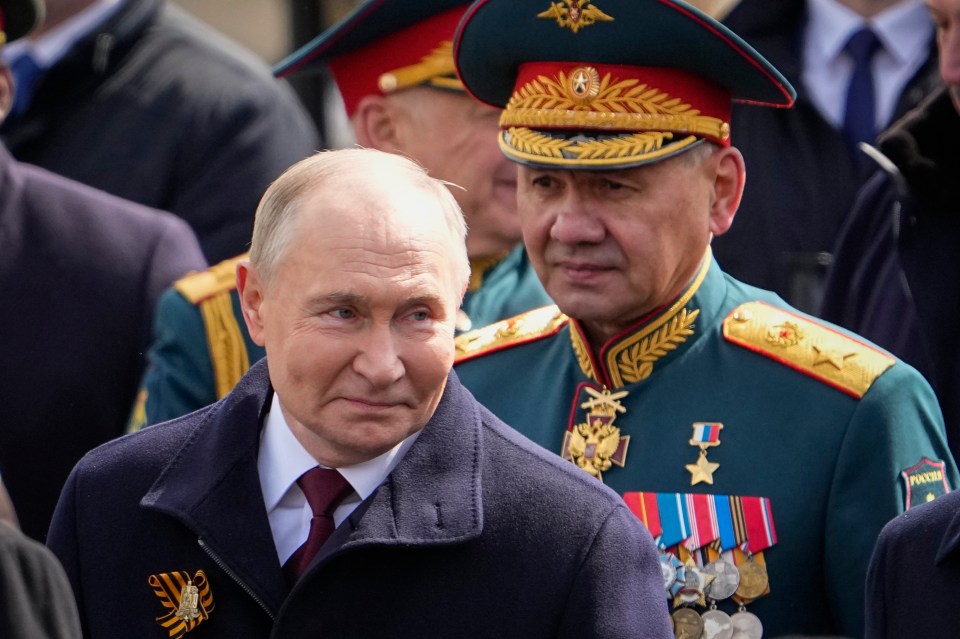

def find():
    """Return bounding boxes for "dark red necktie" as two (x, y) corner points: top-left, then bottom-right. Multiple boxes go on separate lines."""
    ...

(282, 467), (353, 584)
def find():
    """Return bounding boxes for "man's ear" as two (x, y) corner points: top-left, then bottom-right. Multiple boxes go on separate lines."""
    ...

(236, 261), (267, 346)
(352, 94), (402, 150)
(708, 145), (746, 238)
(0, 66), (14, 122)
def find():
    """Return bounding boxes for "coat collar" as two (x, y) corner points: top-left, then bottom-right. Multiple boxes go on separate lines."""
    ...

(934, 493), (960, 565)
(878, 87), (960, 214)
(141, 359), (485, 606)
(567, 249), (723, 390)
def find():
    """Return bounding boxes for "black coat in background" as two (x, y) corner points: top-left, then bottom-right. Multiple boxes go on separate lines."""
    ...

(820, 87), (960, 462)
(0, 144), (206, 540)
(867, 488), (960, 637)
(712, 0), (939, 312)
(0, 523), (81, 639)
(48, 362), (672, 638)
(0, 0), (320, 263)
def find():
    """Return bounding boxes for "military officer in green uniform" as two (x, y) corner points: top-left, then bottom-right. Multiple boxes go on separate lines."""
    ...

(132, 0), (551, 427)
(452, 1), (957, 636)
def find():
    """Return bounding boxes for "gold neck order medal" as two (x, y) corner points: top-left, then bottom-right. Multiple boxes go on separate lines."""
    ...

(562, 386), (630, 482)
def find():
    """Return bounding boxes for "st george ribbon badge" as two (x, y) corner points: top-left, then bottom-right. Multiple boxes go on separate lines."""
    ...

(562, 386), (630, 482)
(148, 570), (215, 638)
(686, 422), (723, 485)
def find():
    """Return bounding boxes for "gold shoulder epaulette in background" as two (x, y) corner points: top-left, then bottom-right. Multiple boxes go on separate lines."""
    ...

(455, 305), (568, 364)
(722, 301), (895, 399)
(174, 253), (249, 304)
(174, 253), (251, 399)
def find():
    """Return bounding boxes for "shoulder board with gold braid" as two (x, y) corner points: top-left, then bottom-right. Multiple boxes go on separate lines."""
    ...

(455, 305), (568, 364)
(174, 253), (251, 399)
(722, 301), (895, 399)
(174, 253), (248, 304)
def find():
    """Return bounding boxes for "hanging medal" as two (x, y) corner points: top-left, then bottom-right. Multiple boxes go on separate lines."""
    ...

(686, 422), (722, 485)
(623, 493), (685, 602)
(562, 386), (630, 481)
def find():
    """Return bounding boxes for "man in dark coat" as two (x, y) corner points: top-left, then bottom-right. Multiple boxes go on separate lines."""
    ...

(0, 523), (81, 639)
(820, 0), (960, 461)
(0, 0), (207, 539)
(48, 149), (672, 639)
(711, 0), (941, 311)
(0, 0), (320, 263)
(866, 488), (960, 636)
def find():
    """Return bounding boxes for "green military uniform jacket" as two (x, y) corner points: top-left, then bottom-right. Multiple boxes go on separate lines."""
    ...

(134, 246), (550, 427)
(454, 252), (957, 638)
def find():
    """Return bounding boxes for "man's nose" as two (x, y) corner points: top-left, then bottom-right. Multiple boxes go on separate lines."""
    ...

(550, 195), (605, 245)
(352, 324), (405, 387)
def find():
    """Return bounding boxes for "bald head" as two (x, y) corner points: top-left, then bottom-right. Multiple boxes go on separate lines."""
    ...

(249, 148), (470, 292)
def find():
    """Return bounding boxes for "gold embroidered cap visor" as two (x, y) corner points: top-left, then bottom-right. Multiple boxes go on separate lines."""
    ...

(0, 0), (43, 44)
(273, 0), (472, 117)
(453, 0), (796, 169)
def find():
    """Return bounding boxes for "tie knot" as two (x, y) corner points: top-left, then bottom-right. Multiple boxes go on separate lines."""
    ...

(844, 27), (881, 64)
(296, 468), (352, 518)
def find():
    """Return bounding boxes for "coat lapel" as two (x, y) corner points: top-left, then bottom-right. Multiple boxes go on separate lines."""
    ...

(140, 360), (289, 615)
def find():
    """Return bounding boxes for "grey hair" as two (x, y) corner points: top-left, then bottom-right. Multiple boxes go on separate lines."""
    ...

(248, 147), (470, 290)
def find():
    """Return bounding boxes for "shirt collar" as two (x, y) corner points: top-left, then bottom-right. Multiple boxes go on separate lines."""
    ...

(258, 392), (421, 513)
(805, 0), (932, 65)
(1, 0), (122, 67)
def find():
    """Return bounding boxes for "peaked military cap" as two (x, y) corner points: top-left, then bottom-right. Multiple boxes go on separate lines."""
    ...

(454, 0), (796, 169)
(274, 0), (473, 117)
(0, 0), (42, 44)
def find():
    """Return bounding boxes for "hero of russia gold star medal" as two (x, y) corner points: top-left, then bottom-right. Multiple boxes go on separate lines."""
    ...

(562, 387), (630, 482)
(685, 422), (722, 485)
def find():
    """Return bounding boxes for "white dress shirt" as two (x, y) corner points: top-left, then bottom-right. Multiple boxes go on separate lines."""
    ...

(258, 392), (421, 565)
(802, 0), (934, 132)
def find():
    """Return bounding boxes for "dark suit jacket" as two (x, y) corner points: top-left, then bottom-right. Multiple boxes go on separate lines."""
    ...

(0, 144), (206, 540)
(48, 360), (672, 638)
(0, 0), (320, 263)
(866, 488), (960, 637)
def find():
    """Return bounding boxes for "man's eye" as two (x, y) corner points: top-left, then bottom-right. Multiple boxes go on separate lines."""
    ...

(602, 179), (625, 190)
(332, 309), (355, 320)
(532, 176), (554, 188)
(409, 310), (430, 322)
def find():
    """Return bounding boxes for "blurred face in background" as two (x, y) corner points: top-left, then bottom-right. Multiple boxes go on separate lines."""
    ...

(928, 0), (960, 112)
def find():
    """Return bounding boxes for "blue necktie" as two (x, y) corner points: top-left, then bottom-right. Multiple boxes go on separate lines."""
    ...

(842, 27), (882, 152)
(8, 53), (43, 117)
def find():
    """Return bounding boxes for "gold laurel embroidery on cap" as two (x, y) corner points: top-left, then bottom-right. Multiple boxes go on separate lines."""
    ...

(569, 326), (597, 381)
(500, 72), (729, 139)
(722, 301), (896, 399)
(454, 305), (568, 363)
(605, 253), (711, 388)
(148, 570), (215, 639)
(378, 40), (461, 93)
(537, 0), (614, 33)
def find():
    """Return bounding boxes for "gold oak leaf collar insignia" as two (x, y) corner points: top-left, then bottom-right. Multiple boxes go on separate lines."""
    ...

(149, 570), (215, 638)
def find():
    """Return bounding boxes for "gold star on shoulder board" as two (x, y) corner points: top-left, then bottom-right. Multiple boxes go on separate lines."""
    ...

(686, 454), (719, 486)
(812, 344), (856, 370)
